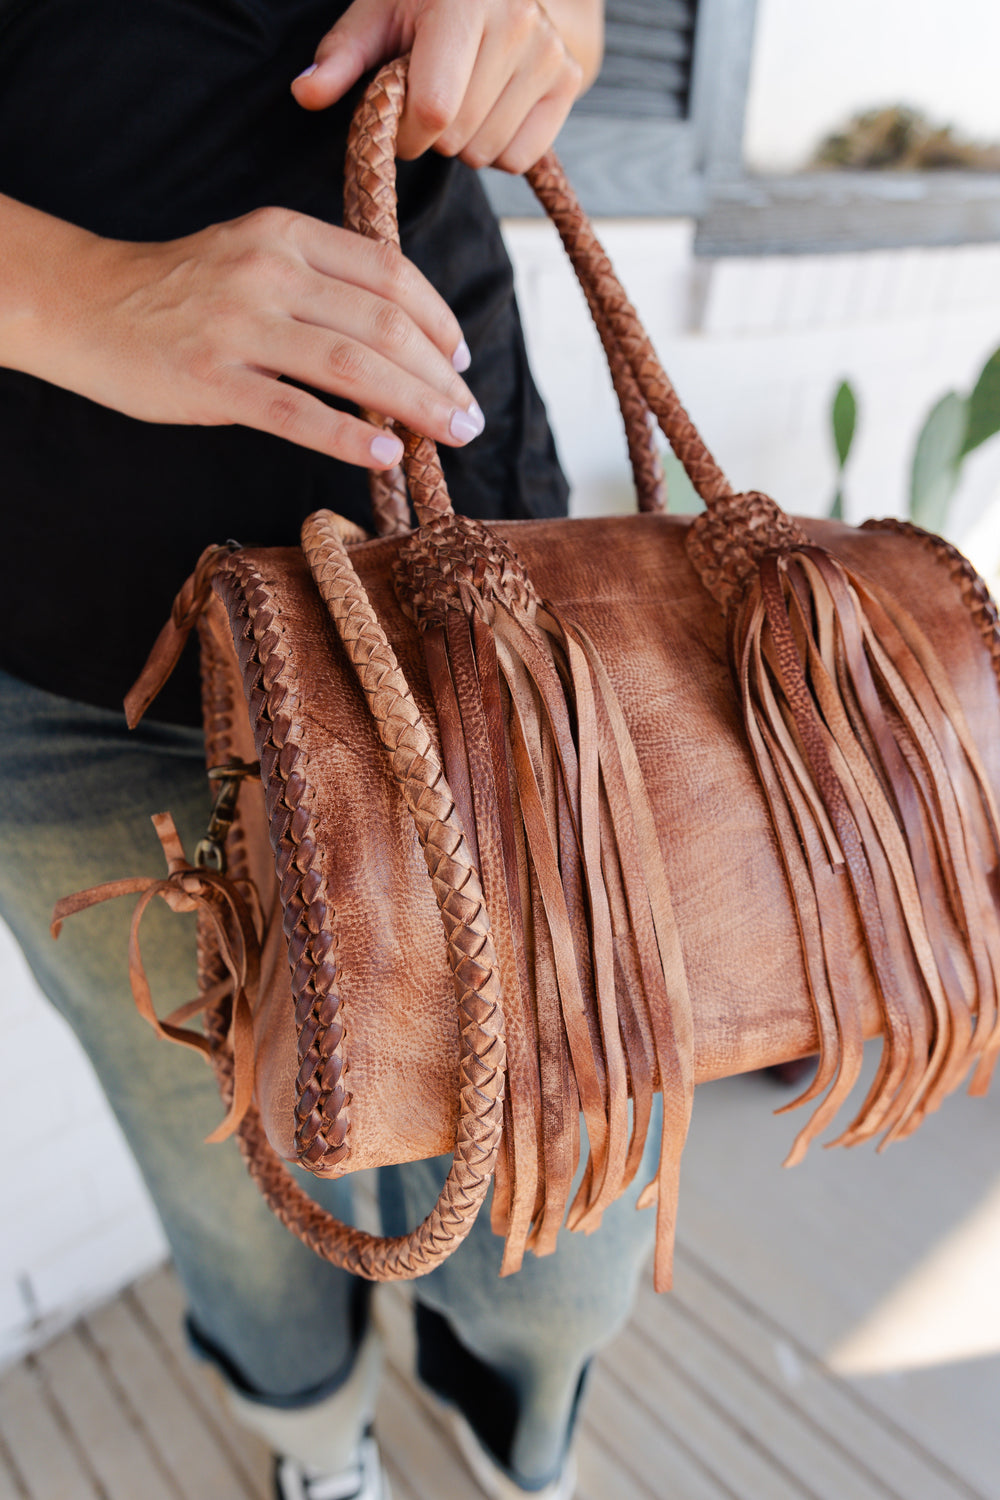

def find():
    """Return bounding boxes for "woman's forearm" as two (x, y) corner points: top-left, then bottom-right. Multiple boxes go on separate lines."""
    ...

(0, 193), (104, 384)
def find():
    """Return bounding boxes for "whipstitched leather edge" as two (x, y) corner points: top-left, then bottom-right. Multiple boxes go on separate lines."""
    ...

(860, 518), (1000, 689)
(214, 554), (352, 1174)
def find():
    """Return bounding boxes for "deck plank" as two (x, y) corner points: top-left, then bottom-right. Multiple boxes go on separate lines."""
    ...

(381, 1453), (423, 1500)
(676, 1065), (1000, 1498)
(574, 1424), (659, 1500)
(583, 1360), (737, 1500)
(376, 1367), (480, 1500)
(597, 1325), (811, 1500)
(129, 1272), (271, 1500)
(33, 1328), (178, 1500)
(0, 1454), (28, 1500)
(85, 1296), (255, 1500)
(628, 1282), (900, 1500)
(0, 1361), (99, 1500)
(668, 1248), (982, 1500)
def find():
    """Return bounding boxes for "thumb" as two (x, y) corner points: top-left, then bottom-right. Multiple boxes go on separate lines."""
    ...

(291, 0), (398, 111)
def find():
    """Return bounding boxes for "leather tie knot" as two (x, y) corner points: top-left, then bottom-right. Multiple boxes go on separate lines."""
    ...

(686, 491), (810, 610)
(393, 512), (538, 631)
(51, 810), (262, 1145)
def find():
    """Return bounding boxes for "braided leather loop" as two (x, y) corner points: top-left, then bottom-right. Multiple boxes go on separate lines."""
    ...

(523, 152), (733, 509)
(365, 432), (411, 537)
(345, 61), (451, 524)
(345, 57), (666, 519)
(266, 506), (507, 1277)
(204, 536), (507, 1278)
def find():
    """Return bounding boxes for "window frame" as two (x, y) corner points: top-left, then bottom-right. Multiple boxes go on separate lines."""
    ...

(484, 0), (755, 219)
(484, 0), (1000, 257)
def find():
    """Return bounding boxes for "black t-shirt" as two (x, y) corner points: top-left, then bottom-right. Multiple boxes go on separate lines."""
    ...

(0, 0), (567, 723)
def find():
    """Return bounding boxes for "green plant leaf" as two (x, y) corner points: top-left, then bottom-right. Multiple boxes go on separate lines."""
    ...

(910, 391), (967, 533)
(662, 449), (704, 514)
(830, 488), (844, 520)
(961, 344), (1000, 457)
(832, 380), (857, 468)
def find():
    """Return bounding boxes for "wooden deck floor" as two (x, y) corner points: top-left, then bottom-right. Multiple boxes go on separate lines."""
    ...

(3, 1053), (999, 1500)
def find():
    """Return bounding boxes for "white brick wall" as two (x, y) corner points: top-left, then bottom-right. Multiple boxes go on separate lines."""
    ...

(0, 921), (167, 1369)
(3, 225), (1000, 1369)
(503, 226), (1000, 561)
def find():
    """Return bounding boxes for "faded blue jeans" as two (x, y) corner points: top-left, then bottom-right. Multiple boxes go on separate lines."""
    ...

(0, 666), (659, 1490)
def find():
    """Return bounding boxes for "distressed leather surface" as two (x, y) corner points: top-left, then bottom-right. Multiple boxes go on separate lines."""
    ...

(219, 511), (1000, 1174)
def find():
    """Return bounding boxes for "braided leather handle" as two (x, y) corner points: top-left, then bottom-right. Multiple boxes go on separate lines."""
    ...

(345, 57), (668, 524)
(214, 510), (509, 1281)
(524, 156), (733, 508)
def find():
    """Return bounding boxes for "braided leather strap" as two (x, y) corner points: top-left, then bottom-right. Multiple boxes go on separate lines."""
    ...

(205, 986), (499, 1280)
(345, 57), (666, 519)
(365, 430), (411, 537)
(265, 507), (506, 1277)
(345, 61), (452, 524)
(214, 555), (351, 1174)
(191, 529), (507, 1277)
(523, 152), (733, 509)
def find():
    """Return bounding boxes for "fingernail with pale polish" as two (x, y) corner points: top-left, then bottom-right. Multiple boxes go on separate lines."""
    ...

(295, 62), (318, 81)
(450, 405), (485, 443)
(370, 433), (403, 466)
(452, 338), (471, 373)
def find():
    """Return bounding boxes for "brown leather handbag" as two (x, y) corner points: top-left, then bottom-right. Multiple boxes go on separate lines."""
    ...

(55, 59), (1000, 1294)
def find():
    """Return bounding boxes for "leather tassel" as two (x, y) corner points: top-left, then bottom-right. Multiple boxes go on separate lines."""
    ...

(411, 561), (694, 1290)
(733, 545), (1000, 1159)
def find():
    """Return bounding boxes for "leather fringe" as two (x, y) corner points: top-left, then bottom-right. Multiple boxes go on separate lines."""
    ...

(733, 545), (1000, 1165)
(419, 593), (694, 1292)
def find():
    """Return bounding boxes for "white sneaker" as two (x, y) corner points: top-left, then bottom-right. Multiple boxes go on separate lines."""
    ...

(432, 1395), (576, 1500)
(274, 1434), (392, 1500)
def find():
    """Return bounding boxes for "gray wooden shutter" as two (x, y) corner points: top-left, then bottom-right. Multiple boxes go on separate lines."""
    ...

(484, 0), (757, 217)
(577, 0), (699, 121)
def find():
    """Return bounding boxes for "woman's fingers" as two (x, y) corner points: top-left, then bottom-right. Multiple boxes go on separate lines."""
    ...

(456, 25), (574, 170)
(258, 317), (483, 449)
(217, 369), (406, 468)
(494, 89), (577, 175)
(396, 5), (485, 160)
(289, 218), (468, 370)
(291, 0), (594, 171)
(291, 0), (397, 112)
(476, 65), (580, 175)
(292, 270), (472, 399)
(47, 203), (483, 467)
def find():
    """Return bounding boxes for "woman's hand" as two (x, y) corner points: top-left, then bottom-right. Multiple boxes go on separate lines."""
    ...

(0, 194), (483, 469)
(292, 0), (603, 173)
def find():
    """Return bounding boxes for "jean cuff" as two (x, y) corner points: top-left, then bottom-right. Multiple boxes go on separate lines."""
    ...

(185, 1278), (371, 1410)
(415, 1300), (587, 1492)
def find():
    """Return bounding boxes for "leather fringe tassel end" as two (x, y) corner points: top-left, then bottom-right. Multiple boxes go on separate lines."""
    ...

(396, 517), (694, 1293)
(733, 544), (1000, 1165)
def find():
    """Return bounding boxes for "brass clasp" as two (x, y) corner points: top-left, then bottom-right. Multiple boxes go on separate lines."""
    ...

(194, 761), (260, 873)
